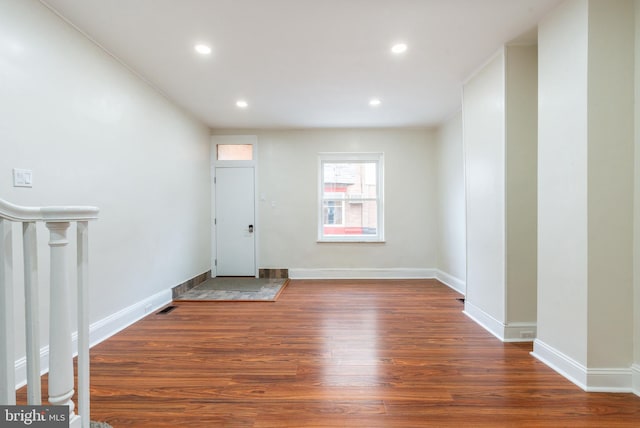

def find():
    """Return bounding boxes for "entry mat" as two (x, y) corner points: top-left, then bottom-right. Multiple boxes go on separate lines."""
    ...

(174, 277), (288, 302)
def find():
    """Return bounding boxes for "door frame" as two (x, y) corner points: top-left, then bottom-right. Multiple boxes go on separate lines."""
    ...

(211, 135), (259, 278)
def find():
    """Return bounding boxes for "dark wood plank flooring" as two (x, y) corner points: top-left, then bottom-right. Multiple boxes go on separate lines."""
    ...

(18, 279), (640, 426)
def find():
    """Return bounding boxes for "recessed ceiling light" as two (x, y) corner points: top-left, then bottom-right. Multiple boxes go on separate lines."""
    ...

(369, 98), (381, 107)
(236, 100), (248, 108)
(194, 44), (212, 55)
(391, 43), (408, 54)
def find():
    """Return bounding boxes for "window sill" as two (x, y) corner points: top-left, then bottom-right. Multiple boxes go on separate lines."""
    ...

(317, 240), (386, 244)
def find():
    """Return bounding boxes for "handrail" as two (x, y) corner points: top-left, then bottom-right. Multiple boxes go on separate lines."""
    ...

(0, 199), (99, 222)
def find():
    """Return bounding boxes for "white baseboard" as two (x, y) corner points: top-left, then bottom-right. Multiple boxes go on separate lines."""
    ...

(288, 269), (467, 294)
(532, 339), (633, 392)
(15, 288), (172, 389)
(434, 270), (465, 294)
(633, 364), (640, 396)
(463, 301), (536, 342)
(463, 301), (506, 341)
(503, 322), (537, 342)
(586, 368), (633, 392)
(86, 288), (172, 348)
(531, 339), (588, 390)
(288, 268), (436, 279)
(14, 347), (49, 390)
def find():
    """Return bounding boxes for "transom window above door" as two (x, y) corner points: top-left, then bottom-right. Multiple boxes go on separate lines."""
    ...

(217, 144), (253, 161)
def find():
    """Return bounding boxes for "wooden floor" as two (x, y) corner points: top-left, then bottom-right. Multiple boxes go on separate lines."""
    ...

(19, 279), (640, 427)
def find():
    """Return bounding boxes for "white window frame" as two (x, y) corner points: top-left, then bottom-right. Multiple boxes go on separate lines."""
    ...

(318, 152), (384, 243)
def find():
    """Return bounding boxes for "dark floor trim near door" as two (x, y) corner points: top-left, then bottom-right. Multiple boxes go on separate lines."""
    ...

(171, 270), (211, 299)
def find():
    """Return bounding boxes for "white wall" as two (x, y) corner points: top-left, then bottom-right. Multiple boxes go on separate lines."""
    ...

(505, 45), (538, 325)
(463, 51), (506, 323)
(213, 128), (438, 277)
(434, 111), (466, 292)
(463, 46), (538, 340)
(634, 0), (640, 395)
(536, 0), (589, 365)
(1, 0), (211, 370)
(535, 0), (634, 390)
(586, 0), (634, 370)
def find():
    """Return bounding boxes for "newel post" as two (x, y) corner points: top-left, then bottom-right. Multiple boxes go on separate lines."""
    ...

(46, 221), (76, 417)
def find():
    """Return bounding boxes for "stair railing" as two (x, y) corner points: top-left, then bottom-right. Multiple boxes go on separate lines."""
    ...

(0, 198), (98, 428)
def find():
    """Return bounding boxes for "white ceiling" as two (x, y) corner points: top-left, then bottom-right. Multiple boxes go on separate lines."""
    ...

(41, 0), (561, 130)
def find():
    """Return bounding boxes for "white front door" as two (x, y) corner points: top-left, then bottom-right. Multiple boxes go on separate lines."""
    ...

(215, 167), (256, 276)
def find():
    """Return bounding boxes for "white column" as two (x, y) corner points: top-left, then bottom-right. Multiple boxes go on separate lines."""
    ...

(536, 0), (634, 390)
(0, 219), (15, 405)
(46, 222), (75, 417)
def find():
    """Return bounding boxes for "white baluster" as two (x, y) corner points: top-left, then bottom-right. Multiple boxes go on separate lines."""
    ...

(77, 221), (90, 428)
(46, 222), (75, 418)
(0, 219), (15, 405)
(22, 221), (41, 404)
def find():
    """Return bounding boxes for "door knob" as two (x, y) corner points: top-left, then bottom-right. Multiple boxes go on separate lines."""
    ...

(248, 224), (254, 233)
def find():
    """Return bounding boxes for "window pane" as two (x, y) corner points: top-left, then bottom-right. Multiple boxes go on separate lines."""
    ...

(322, 162), (376, 197)
(323, 201), (378, 237)
(323, 200), (344, 226)
(217, 144), (253, 160)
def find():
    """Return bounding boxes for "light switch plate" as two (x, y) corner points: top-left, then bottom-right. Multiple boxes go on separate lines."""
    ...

(13, 168), (33, 187)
